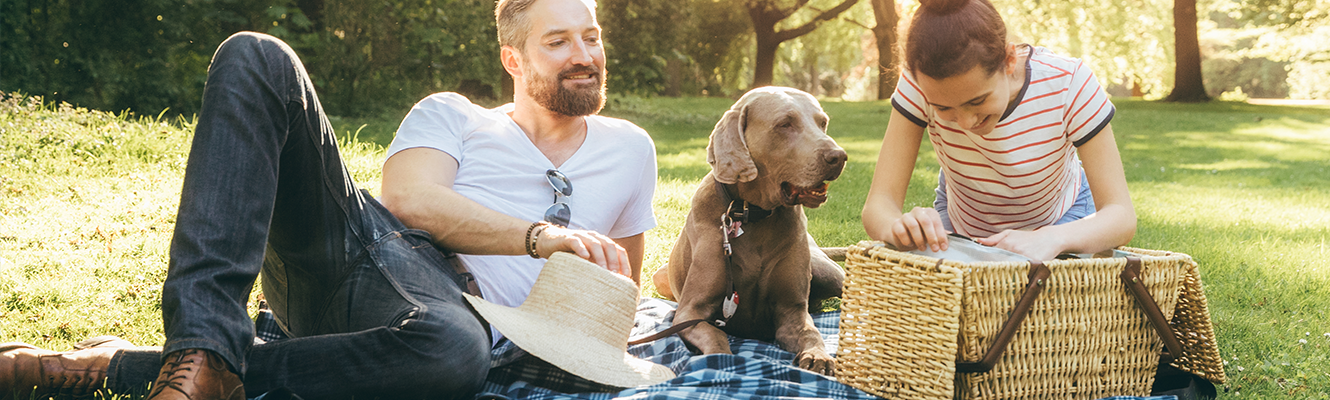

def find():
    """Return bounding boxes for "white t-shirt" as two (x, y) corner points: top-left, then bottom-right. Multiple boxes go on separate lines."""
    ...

(385, 92), (657, 344)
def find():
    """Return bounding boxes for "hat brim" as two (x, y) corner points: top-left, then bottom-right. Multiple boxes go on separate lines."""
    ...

(465, 293), (675, 388)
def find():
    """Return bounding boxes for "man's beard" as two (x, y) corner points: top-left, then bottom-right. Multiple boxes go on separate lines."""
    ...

(525, 64), (606, 117)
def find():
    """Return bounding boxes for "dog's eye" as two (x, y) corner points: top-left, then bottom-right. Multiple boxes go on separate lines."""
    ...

(778, 121), (793, 129)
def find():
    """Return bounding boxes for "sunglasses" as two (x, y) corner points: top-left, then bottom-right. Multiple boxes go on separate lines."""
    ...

(544, 169), (572, 227)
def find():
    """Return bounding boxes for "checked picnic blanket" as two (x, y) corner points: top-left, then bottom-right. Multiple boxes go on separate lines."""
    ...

(477, 298), (866, 399)
(254, 298), (1178, 400)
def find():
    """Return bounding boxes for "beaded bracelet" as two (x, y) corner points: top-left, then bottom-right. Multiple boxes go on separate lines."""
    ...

(525, 221), (551, 258)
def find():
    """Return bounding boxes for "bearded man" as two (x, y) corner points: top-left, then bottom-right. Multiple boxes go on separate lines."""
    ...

(0, 0), (656, 399)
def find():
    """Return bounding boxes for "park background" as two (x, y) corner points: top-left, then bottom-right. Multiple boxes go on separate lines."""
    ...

(2, 0), (1329, 398)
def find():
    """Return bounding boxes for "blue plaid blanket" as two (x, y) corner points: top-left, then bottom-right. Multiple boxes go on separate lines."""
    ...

(477, 298), (864, 399)
(254, 298), (1177, 400)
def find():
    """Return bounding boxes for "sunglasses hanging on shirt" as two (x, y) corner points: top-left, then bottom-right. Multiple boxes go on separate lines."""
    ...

(544, 169), (572, 227)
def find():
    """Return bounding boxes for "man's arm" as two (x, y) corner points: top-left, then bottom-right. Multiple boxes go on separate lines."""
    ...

(615, 233), (644, 286)
(381, 147), (630, 276)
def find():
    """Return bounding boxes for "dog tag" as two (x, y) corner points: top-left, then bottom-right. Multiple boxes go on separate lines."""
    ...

(727, 221), (744, 239)
(722, 291), (739, 320)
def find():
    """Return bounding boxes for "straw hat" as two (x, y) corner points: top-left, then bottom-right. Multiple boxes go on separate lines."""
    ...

(463, 252), (675, 387)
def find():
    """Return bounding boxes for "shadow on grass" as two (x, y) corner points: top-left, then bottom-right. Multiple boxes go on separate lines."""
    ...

(1115, 100), (1330, 190)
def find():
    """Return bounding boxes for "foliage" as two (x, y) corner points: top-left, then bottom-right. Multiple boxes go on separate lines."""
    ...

(743, 0), (863, 88)
(278, 0), (504, 116)
(0, 0), (503, 117)
(988, 0), (1329, 100)
(773, 0), (877, 100)
(5, 0), (1329, 116)
(0, 0), (272, 115)
(600, 0), (755, 97)
(993, 0), (1176, 98)
(1221, 0), (1328, 31)
(599, 0), (685, 95)
(1200, 26), (1291, 99)
(1207, 0), (1330, 99)
(600, 0), (870, 97)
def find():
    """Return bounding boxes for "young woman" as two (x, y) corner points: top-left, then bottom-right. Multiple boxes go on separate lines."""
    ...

(861, 0), (1136, 261)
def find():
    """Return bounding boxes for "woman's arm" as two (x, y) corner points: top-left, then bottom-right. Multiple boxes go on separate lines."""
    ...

(862, 108), (949, 252)
(976, 124), (1136, 259)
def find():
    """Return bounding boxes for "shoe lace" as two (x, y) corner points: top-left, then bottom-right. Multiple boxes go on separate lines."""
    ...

(148, 350), (200, 397)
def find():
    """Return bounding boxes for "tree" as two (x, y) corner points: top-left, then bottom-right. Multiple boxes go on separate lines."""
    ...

(774, 1), (873, 98)
(1210, 0), (1330, 99)
(994, 0), (1174, 96)
(743, 0), (860, 88)
(870, 0), (899, 99)
(599, 0), (752, 96)
(1163, 0), (1210, 102)
(286, 0), (501, 116)
(600, 0), (689, 95)
(0, 0), (270, 115)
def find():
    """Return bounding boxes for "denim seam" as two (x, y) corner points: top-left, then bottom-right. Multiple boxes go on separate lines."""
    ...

(269, 243), (361, 336)
(367, 231), (431, 318)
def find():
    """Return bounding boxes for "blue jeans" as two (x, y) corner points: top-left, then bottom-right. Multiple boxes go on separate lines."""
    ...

(934, 165), (1096, 234)
(105, 32), (490, 399)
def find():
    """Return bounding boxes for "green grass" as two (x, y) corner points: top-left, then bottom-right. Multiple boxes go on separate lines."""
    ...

(2, 90), (1328, 398)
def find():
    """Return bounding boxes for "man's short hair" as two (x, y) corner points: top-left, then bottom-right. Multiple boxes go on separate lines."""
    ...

(495, 0), (596, 51)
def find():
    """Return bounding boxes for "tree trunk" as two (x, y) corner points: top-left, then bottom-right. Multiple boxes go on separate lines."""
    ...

(1164, 0), (1209, 102)
(665, 56), (682, 97)
(871, 0), (899, 100)
(753, 35), (781, 89)
(750, 5), (781, 89)
(745, 0), (861, 90)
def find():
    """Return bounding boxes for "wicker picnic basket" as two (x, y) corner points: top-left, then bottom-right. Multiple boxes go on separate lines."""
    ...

(835, 241), (1225, 400)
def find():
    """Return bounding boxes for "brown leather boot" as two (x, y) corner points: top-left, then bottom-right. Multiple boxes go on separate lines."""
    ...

(0, 337), (130, 400)
(145, 349), (244, 400)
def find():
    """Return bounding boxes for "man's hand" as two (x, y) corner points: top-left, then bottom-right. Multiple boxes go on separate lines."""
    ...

(536, 225), (631, 278)
(886, 207), (950, 252)
(976, 229), (1065, 261)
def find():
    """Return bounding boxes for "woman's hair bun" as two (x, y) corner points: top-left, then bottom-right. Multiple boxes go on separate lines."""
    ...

(918, 0), (969, 15)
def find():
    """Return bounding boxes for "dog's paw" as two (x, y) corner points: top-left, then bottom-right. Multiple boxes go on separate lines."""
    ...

(795, 348), (837, 376)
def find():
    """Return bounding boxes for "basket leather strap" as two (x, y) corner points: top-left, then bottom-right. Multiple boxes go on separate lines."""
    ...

(1120, 256), (1185, 359)
(626, 318), (711, 345)
(956, 260), (1051, 373)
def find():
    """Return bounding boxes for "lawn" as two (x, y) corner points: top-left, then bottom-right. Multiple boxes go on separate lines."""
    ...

(1, 90), (1328, 398)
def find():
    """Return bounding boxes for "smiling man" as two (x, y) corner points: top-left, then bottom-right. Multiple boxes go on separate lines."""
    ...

(380, 0), (657, 346)
(0, 0), (656, 399)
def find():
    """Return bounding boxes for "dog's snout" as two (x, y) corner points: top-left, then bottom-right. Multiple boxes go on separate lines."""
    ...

(823, 148), (847, 167)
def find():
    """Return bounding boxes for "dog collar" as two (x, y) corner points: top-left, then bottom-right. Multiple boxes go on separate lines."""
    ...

(716, 181), (774, 224)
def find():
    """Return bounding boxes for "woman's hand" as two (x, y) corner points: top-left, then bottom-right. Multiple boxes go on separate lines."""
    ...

(976, 229), (1066, 261)
(887, 207), (950, 252)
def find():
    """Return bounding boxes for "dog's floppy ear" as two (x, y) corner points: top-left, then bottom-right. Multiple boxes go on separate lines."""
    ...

(706, 105), (758, 184)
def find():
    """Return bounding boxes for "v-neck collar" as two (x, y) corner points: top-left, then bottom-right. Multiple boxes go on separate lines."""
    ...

(499, 103), (591, 170)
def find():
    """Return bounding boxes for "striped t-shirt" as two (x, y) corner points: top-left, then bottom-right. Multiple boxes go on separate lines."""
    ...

(891, 45), (1115, 238)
